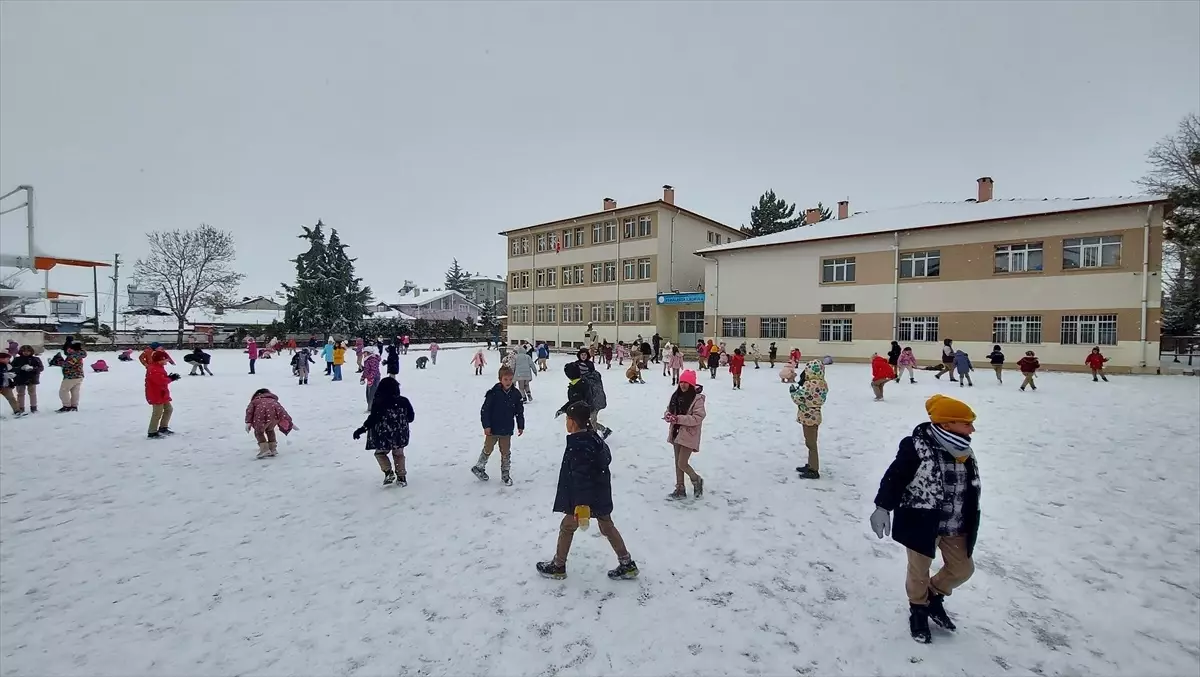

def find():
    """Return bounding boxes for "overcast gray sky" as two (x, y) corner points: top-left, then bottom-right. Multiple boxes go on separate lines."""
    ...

(2, 1), (1197, 316)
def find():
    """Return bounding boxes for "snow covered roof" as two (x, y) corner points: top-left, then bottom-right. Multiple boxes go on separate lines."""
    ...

(119, 307), (285, 327)
(395, 289), (478, 308)
(366, 308), (416, 321)
(696, 195), (1167, 255)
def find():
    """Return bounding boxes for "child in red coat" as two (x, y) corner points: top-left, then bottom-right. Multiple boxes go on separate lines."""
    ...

(1085, 347), (1109, 382)
(729, 348), (746, 390)
(145, 350), (179, 439)
(871, 353), (894, 401)
(1017, 350), (1040, 391)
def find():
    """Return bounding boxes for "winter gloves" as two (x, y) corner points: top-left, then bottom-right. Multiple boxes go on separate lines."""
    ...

(574, 506), (591, 531)
(168, 373), (181, 381)
(352, 427), (366, 440)
(870, 507), (891, 539)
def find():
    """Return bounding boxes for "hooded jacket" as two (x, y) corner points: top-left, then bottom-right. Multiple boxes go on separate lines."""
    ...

(512, 351), (536, 381)
(11, 354), (43, 386)
(480, 383), (525, 436)
(245, 392), (295, 435)
(145, 361), (172, 405)
(871, 354), (894, 381)
(553, 430), (614, 517)
(790, 360), (829, 427)
(953, 350), (973, 374)
(665, 385), (706, 451)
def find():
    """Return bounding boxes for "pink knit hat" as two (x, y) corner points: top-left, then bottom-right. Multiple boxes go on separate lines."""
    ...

(678, 369), (698, 386)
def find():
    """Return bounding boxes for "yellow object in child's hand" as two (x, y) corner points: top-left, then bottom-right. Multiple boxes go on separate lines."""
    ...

(575, 505), (591, 531)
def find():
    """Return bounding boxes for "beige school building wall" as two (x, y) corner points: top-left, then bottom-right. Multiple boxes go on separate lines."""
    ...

(701, 203), (1165, 373)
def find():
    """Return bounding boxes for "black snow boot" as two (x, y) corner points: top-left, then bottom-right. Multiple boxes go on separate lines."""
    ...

(383, 470), (396, 486)
(927, 592), (957, 631)
(797, 467), (820, 480)
(472, 465), (490, 481)
(607, 559), (639, 580)
(536, 560), (566, 579)
(909, 605), (932, 644)
(158, 427), (175, 436)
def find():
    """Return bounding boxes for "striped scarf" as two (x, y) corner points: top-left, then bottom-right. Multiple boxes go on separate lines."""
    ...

(930, 425), (973, 461)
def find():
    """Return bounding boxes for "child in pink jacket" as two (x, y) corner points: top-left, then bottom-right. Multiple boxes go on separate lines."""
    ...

(245, 388), (295, 459)
(429, 342), (440, 365)
(897, 347), (919, 384)
(664, 369), (706, 500)
(667, 345), (685, 385)
(471, 349), (487, 376)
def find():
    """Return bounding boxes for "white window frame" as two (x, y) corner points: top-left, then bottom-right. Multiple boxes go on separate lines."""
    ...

(899, 251), (941, 279)
(603, 302), (616, 323)
(560, 265), (572, 287)
(992, 315), (1043, 344)
(546, 304), (556, 324)
(638, 258), (651, 280)
(510, 272), (520, 289)
(591, 304), (603, 323)
(511, 239), (522, 256)
(623, 259), (636, 281)
(638, 216), (652, 237)
(623, 218), (636, 239)
(604, 261), (617, 282)
(822, 257), (856, 283)
(1063, 236), (1122, 270)
(994, 242), (1044, 274)
(592, 263), (603, 284)
(622, 302), (636, 323)
(1061, 314), (1117, 346)
(593, 222), (603, 244)
(897, 316), (940, 342)
(563, 229), (575, 249)
(721, 317), (747, 337)
(707, 231), (716, 244)
(573, 265), (585, 286)
(819, 318), (853, 342)
(637, 301), (652, 323)
(604, 220), (617, 242)
(760, 317), (788, 339)
(537, 233), (548, 253)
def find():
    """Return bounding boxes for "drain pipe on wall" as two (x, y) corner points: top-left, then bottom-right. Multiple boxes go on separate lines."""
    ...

(1140, 205), (1152, 369)
(892, 231), (900, 340)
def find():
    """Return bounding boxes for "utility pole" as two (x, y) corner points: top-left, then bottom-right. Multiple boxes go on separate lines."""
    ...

(92, 266), (100, 334)
(111, 254), (120, 344)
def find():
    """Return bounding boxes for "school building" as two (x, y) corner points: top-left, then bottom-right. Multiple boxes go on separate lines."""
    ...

(502, 186), (745, 348)
(695, 178), (1168, 373)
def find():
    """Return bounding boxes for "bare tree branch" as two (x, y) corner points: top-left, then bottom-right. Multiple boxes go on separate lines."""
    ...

(134, 224), (245, 346)
(1139, 112), (1200, 194)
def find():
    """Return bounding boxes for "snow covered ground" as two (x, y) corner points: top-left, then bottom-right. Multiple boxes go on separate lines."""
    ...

(2, 350), (1198, 677)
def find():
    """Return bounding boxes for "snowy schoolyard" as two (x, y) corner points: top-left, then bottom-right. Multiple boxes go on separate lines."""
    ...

(1, 347), (1198, 677)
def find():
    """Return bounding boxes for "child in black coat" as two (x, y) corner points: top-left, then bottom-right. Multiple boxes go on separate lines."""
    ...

(353, 376), (415, 486)
(536, 401), (638, 581)
(986, 345), (1005, 384)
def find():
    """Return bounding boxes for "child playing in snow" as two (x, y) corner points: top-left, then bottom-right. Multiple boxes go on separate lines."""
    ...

(11, 345), (43, 416)
(353, 377), (415, 486)
(1085, 347), (1109, 382)
(934, 339), (957, 382)
(779, 360), (798, 383)
(331, 342), (346, 381)
(986, 345), (1005, 384)
(538, 341), (552, 372)
(668, 345), (684, 385)
(91, 359), (109, 373)
(718, 343), (729, 368)
(625, 360), (644, 384)
(871, 352), (894, 401)
(473, 366), (525, 485)
(145, 350), (180, 438)
(57, 339), (87, 413)
(535, 401), (639, 581)
(513, 347), (536, 402)
(118, 349), (134, 362)
(0, 353), (17, 416)
(953, 350), (974, 387)
(664, 370), (706, 499)
(789, 347), (802, 365)
(870, 394), (981, 644)
(790, 359), (829, 480)
(384, 343), (399, 377)
(245, 388), (295, 458)
(748, 343), (761, 369)
(888, 341), (902, 382)
(558, 361), (611, 439)
(471, 348), (487, 376)
(768, 342), (778, 368)
(185, 347), (214, 376)
(616, 341), (630, 366)
(360, 347), (381, 409)
(293, 348), (315, 385)
(729, 348), (745, 389)
(429, 342), (440, 366)
(1017, 350), (1040, 391)
(354, 337), (365, 372)
(706, 345), (721, 379)
(898, 347), (918, 384)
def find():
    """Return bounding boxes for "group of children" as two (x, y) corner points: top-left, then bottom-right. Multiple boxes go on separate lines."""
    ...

(0, 337), (89, 417)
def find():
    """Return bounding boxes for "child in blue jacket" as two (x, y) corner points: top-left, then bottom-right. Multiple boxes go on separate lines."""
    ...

(473, 366), (525, 485)
(953, 350), (974, 387)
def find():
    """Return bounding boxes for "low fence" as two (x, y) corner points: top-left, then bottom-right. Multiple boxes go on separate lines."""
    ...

(1160, 335), (1200, 373)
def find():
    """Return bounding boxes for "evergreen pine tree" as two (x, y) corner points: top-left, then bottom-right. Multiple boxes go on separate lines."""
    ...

(282, 221), (372, 337)
(325, 228), (373, 336)
(478, 299), (499, 333)
(740, 190), (801, 237)
(445, 258), (472, 293)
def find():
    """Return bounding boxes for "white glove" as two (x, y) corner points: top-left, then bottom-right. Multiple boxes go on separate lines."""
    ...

(21, 365), (33, 371)
(245, 424), (251, 434)
(870, 507), (891, 539)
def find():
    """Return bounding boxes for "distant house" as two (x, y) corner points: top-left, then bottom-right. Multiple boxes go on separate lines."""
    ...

(468, 275), (507, 312)
(394, 288), (481, 323)
(11, 298), (89, 333)
(227, 296), (285, 311)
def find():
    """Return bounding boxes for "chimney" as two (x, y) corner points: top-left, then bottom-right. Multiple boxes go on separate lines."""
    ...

(977, 177), (994, 203)
(837, 200), (849, 220)
(603, 197), (617, 211)
(805, 208), (821, 225)
(662, 185), (675, 205)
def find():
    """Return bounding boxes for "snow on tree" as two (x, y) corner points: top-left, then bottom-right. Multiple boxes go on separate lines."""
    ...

(739, 191), (829, 237)
(281, 220), (373, 338)
(477, 299), (499, 333)
(1141, 113), (1200, 335)
(134, 224), (244, 347)
(444, 258), (472, 294)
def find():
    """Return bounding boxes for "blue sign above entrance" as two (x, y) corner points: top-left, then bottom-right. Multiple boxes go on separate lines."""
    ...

(656, 292), (706, 306)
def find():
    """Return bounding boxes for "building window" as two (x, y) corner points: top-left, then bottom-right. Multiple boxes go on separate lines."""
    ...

(603, 302), (616, 323)
(623, 218), (636, 239)
(623, 259), (636, 281)
(536, 268), (556, 288)
(591, 303), (603, 323)
(638, 258), (651, 280)
(822, 257), (856, 283)
(557, 265), (570, 286)
(572, 304), (584, 323)
(574, 227), (585, 248)
(1063, 236), (1122, 269)
(637, 301), (652, 323)
(563, 228), (575, 249)
(900, 251), (940, 279)
(593, 222), (603, 244)
(546, 304), (556, 324)
(1061, 314), (1117, 346)
(707, 231), (723, 245)
(572, 265), (585, 286)
(638, 216), (652, 237)
(549, 232), (560, 251)
(536, 269), (546, 288)
(994, 242), (1044, 274)
(604, 261), (617, 282)
(592, 263), (603, 284)
(819, 318), (854, 342)
(992, 315), (1043, 344)
(521, 237), (530, 254)
(537, 233), (548, 253)
(622, 302), (636, 323)
(604, 220), (617, 242)
(520, 271), (530, 289)
(510, 272), (520, 290)
(898, 316), (940, 342)
(721, 317), (747, 337)
(820, 303), (856, 313)
(511, 239), (521, 256)
(760, 317), (788, 339)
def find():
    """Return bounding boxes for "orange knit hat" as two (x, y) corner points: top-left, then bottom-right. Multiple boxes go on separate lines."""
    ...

(925, 394), (976, 424)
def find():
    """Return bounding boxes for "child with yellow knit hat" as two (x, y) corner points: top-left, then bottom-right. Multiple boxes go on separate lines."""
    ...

(870, 394), (981, 644)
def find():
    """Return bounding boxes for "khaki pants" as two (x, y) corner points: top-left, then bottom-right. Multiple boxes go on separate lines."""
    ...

(15, 384), (37, 411)
(672, 443), (701, 489)
(0, 387), (17, 414)
(476, 435), (512, 476)
(802, 424), (820, 471)
(375, 449), (406, 475)
(906, 535), (974, 606)
(148, 402), (174, 434)
(871, 378), (889, 400)
(992, 365), (1003, 382)
(254, 426), (278, 445)
(1020, 373), (1036, 389)
(59, 378), (82, 408)
(554, 513), (629, 565)
(588, 410), (610, 436)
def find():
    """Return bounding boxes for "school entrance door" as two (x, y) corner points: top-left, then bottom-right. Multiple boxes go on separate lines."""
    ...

(677, 311), (704, 349)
